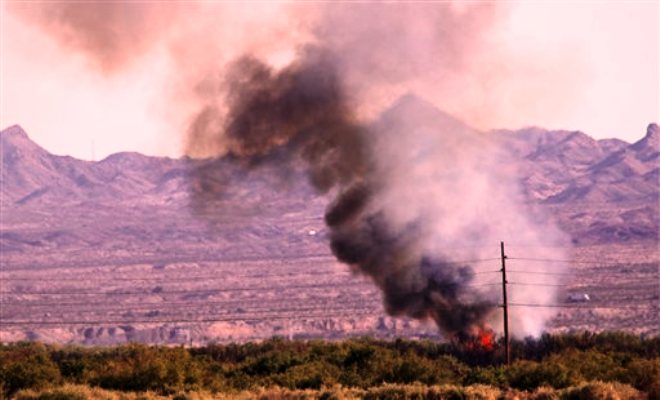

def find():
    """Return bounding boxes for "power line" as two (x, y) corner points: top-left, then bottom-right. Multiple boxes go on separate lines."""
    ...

(449, 258), (502, 263)
(2, 243), (657, 335)
(0, 254), (337, 272)
(1, 278), (653, 298)
(508, 282), (570, 287)
(3, 259), (654, 283)
(0, 258), (502, 283)
(500, 241), (510, 365)
(506, 270), (573, 276)
(508, 302), (657, 309)
(3, 299), (654, 326)
(1, 303), (384, 319)
(508, 257), (658, 266)
(0, 271), (345, 283)
(0, 310), (381, 327)
(2, 302), (655, 327)
(467, 282), (501, 287)
(0, 278), (508, 298)
(0, 281), (370, 297)
(1, 254), (505, 274)
(4, 292), (653, 310)
(505, 270), (655, 283)
(3, 271), (652, 294)
(506, 269), (656, 277)
(1, 297), (383, 311)
(502, 244), (573, 249)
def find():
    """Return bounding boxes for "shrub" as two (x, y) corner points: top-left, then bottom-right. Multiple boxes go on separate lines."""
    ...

(530, 386), (559, 400)
(275, 361), (341, 390)
(559, 381), (641, 400)
(548, 349), (626, 383)
(14, 384), (89, 400)
(622, 357), (660, 392)
(462, 367), (506, 387)
(1, 332), (659, 397)
(88, 345), (199, 394)
(0, 343), (62, 397)
(243, 351), (303, 376)
(506, 360), (579, 391)
(361, 383), (430, 400)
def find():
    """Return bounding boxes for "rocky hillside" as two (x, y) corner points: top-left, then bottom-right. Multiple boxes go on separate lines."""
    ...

(1, 97), (657, 345)
(1, 124), (187, 208)
(1, 99), (658, 257)
(497, 124), (658, 205)
(494, 123), (658, 244)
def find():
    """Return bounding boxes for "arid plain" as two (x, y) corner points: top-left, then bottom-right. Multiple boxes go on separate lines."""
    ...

(1, 98), (658, 344)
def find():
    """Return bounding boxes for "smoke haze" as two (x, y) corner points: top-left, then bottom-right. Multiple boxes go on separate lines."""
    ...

(5, 2), (657, 159)
(8, 2), (179, 73)
(8, 2), (571, 337)
(183, 40), (568, 336)
(8, 1), (591, 132)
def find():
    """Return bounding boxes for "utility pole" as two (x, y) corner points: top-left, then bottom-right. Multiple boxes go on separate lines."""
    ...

(500, 241), (510, 365)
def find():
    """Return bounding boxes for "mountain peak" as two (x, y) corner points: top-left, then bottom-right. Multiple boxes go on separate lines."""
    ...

(377, 93), (477, 135)
(1, 124), (48, 157)
(629, 122), (659, 154)
(390, 93), (439, 112)
(1, 124), (29, 139)
(645, 123), (658, 141)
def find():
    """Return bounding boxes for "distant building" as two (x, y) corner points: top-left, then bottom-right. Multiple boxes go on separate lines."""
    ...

(567, 293), (591, 303)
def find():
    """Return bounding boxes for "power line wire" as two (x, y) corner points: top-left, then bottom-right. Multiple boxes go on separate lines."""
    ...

(506, 269), (655, 281)
(0, 278), (512, 297)
(0, 258), (503, 283)
(1, 303), (384, 319)
(508, 302), (656, 309)
(3, 299), (655, 327)
(0, 310), (381, 327)
(508, 257), (658, 266)
(2, 246), (657, 331)
(0, 271), (345, 283)
(506, 270), (573, 276)
(508, 282), (570, 287)
(1, 297), (383, 311)
(0, 281), (370, 297)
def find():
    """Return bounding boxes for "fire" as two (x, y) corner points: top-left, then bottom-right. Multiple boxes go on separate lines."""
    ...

(478, 329), (494, 351)
(454, 325), (496, 352)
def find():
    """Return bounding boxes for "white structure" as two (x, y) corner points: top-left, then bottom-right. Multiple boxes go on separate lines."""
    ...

(567, 293), (591, 303)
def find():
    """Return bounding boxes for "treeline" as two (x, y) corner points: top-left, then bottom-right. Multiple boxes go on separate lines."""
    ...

(1, 332), (658, 399)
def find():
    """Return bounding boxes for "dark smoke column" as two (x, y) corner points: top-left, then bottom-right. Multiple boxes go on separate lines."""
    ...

(186, 47), (496, 336)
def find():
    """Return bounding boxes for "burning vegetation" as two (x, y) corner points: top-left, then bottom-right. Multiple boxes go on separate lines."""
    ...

(9, 1), (570, 339)
(185, 46), (507, 338)
(454, 324), (496, 352)
(183, 3), (569, 338)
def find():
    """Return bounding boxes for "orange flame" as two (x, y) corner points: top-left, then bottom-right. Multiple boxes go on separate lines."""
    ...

(454, 325), (496, 352)
(478, 329), (494, 351)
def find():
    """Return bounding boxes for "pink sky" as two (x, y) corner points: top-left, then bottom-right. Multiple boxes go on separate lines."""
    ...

(1, 1), (658, 160)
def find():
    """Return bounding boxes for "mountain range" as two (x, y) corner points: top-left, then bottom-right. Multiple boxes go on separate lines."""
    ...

(1, 95), (658, 267)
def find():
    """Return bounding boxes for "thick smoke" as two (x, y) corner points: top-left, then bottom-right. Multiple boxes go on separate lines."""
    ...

(7, 2), (179, 73)
(10, 2), (570, 337)
(185, 42), (568, 336)
(188, 48), (368, 191)
(186, 46), (499, 335)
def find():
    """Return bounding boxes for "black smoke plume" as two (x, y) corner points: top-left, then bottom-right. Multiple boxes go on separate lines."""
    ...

(8, 1), (568, 337)
(186, 46), (496, 335)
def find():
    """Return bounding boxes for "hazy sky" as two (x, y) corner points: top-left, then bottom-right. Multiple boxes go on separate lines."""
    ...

(1, 1), (658, 160)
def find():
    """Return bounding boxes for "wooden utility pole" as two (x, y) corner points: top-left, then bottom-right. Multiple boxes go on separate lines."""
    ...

(500, 241), (510, 365)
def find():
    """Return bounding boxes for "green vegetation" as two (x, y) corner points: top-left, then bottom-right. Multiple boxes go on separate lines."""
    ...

(1, 332), (658, 399)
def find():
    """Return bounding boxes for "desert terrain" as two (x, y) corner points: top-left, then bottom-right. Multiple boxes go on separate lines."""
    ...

(1, 97), (658, 344)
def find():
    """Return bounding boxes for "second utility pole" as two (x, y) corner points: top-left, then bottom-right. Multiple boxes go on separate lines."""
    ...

(500, 241), (510, 365)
